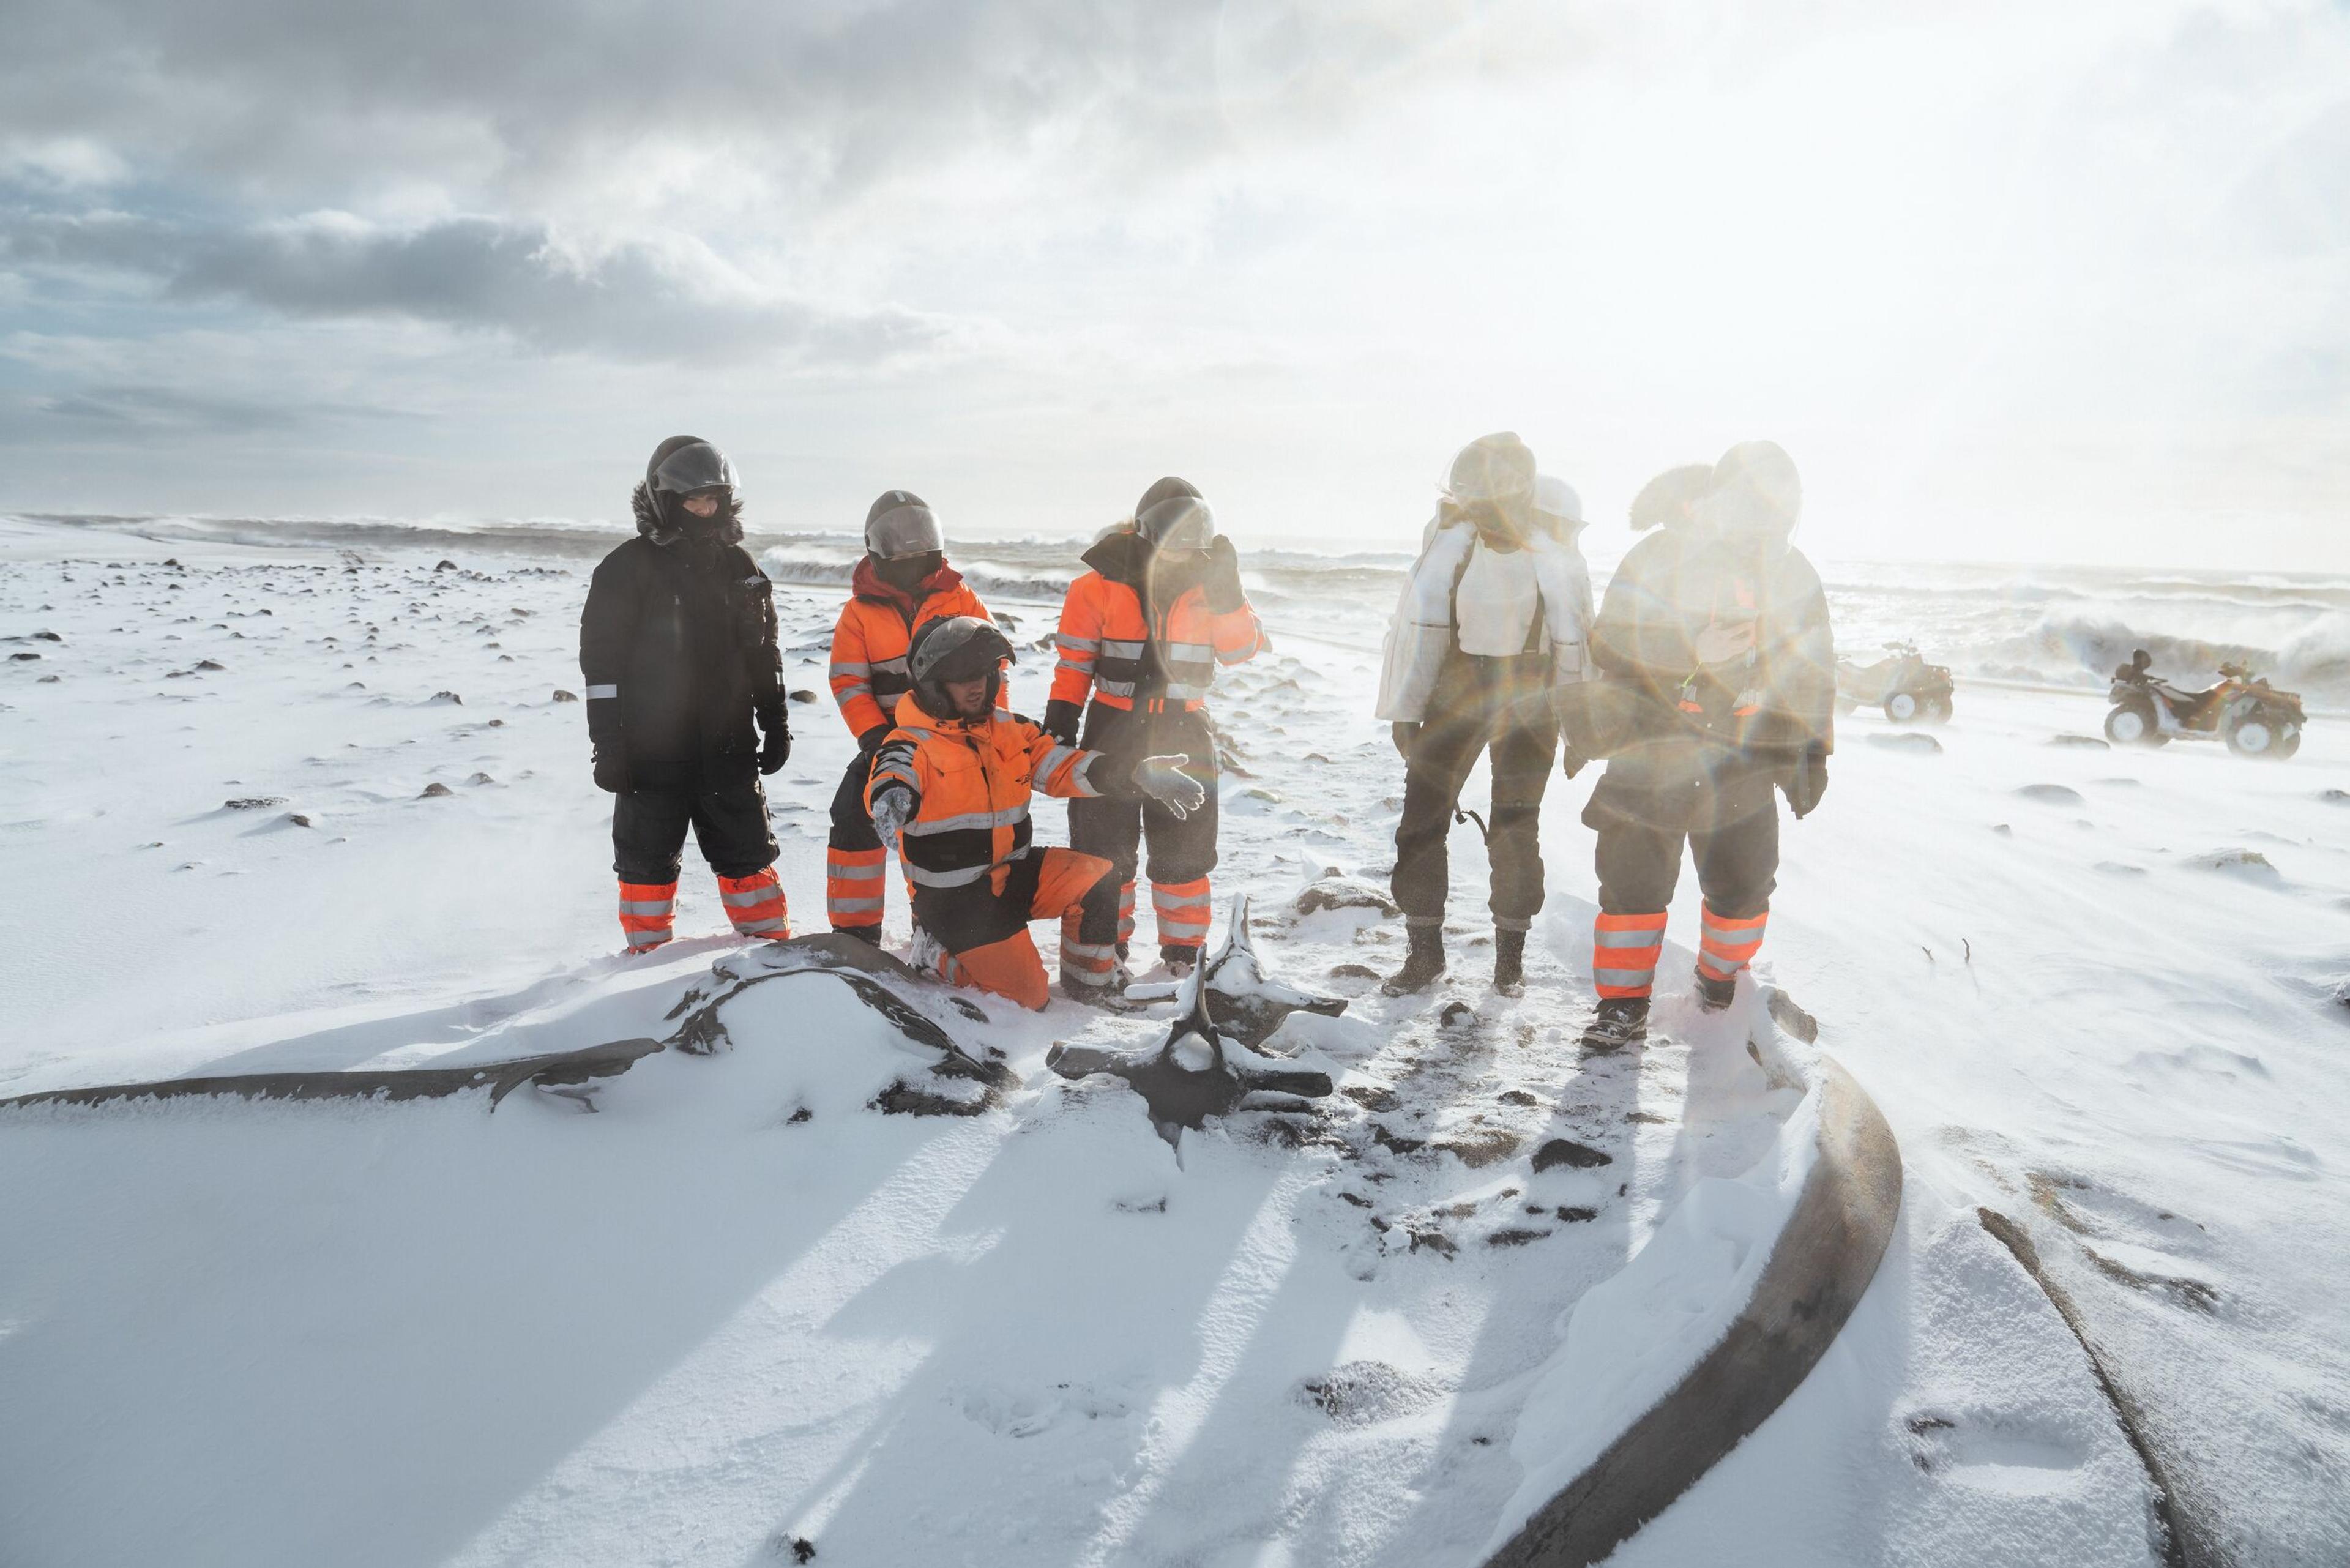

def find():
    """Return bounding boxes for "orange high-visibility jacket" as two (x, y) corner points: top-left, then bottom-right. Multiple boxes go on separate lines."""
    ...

(866, 695), (1103, 897)
(829, 562), (991, 740)
(1050, 532), (1266, 714)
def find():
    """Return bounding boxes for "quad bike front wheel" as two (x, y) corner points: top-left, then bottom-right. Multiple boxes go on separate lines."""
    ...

(2226, 712), (2290, 758)
(2105, 700), (2165, 746)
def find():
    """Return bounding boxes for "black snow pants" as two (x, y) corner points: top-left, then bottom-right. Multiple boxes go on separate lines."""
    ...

(1392, 651), (1559, 933)
(611, 771), (779, 884)
(1581, 747), (1779, 919)
(1069, 704), (1219, 963)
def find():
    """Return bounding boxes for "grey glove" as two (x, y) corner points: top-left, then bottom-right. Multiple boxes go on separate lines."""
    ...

(1132, 754), (1209, 820)
(869, 786), (914, 857)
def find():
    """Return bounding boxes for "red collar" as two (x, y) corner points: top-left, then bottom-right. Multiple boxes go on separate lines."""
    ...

(852, 555), (964, 613)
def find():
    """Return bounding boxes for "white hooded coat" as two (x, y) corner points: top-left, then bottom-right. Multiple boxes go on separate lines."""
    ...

(1375, 513), (1596, 723)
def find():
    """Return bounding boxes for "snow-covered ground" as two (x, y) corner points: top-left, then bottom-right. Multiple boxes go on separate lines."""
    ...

(2, 513), (2345, 1566)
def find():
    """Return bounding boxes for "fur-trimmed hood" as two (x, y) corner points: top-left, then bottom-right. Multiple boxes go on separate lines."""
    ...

(632, 480), (745, 548)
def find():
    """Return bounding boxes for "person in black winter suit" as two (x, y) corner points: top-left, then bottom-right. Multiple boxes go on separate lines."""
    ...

(578, 436), (793, 952)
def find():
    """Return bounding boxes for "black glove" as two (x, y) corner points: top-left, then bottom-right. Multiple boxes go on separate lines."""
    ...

(1391, 721), (1420, 760)
(1203, 536), (1247, 614)
(857, 723), (893, 753)
(592, 747), (630, 794)
(1783, 742), (1828, 818)
(758, 724), (791, 776)
(1043, 698), (1084, 749)
(1559, 745), (1589, 780)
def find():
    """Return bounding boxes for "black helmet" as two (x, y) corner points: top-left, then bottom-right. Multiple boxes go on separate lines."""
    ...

(865, 490), (944, 560)
(638, 435), (742, 545)
(1135, 476), (1214, 554)
(906, 614), (1015, 719)
(647, 436), (737, 502)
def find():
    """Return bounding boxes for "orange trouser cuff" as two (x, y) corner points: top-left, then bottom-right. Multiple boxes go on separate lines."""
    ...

(1696, 903), (1768, 981)
(619, 879), (678, 952)
(953, 930), (1051, 1012)
(1151, 876), (1212, 951)
(1593, 909), (1669, 999)
(718, 867), (790, 939)
(826, 846), (887, 930)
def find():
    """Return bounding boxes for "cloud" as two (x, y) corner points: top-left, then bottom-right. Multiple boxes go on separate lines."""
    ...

(0, 381), (424, 443)
(1, 209), (948, 362)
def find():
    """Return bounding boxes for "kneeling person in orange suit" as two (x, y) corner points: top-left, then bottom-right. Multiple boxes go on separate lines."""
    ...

(865, 617), (1209, 1010)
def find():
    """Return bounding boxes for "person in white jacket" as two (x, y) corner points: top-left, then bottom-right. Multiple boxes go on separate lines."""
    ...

(1376, 433), (1595, 996)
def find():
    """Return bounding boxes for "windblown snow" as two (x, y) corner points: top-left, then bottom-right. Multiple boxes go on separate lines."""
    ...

(1, 512), (2346, 1567)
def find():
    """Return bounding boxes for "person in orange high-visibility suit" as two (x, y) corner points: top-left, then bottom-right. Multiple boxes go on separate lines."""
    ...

(1046, 477), (1266, 1001)
(824, 490), (991, 943)
(865, 617), (1209, 1011)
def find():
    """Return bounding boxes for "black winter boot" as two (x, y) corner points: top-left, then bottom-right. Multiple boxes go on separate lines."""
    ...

(1695, 968), (1737, 1012)
(1493, 929), (1527, 996)
(1382, 924), (1447, 995)
(1580, 997), (1649, 1053)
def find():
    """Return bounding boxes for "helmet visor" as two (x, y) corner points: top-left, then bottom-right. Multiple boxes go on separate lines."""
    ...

(1137, 495), (1214, 554)
(867, 500), (944, 560)
(650, 442), (737, 498)
(909, 616), (1015, 686)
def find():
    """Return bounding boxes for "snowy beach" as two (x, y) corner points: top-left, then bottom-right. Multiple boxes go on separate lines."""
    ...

(3, 512), (2348, 1566)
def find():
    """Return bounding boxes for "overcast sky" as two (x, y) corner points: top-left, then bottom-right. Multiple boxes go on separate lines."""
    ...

(3, 0), (2346, 567)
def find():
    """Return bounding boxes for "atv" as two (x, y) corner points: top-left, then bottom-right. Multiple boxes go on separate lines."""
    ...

(1835, 641), (1954, 725)
(2104, 649), (2305, 758)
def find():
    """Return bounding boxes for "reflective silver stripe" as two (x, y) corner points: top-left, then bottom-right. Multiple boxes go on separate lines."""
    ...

(1702, 917), (1766, 942)
(835, 682), (873, 701)
(1099, 639), (1147, 659)
(1039, 744), (1081, 781)
(617, 898), (674, 916)
(1154, 889), (1212, 910)
(585, 684), (619, 700)
(1594, 927), (1665, 948)
(1165, 641), (1213, 662)
(1162, 682), (1209, 701)
(1070, 753), (1102, 797)
(905, 805), (1029, 836)
(1094, 678), (1136, 697)
(1214, 642), (1256, 665)
(731, 916), (790, 934)
(873, 656), (909, 676)
(871, 767), (917, 790)
(827, 860), (888, 881)
(1055, 659), (1093, 679)
(1057, 635), (1100, 652)
(907, 862), (996, 889)
(906, 845), (1031, 887)
(829, 662), (871, 678)
(827, 896), (885, 914)
(1593, 967), (1657, 985)
(722, 884), (782, 908)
